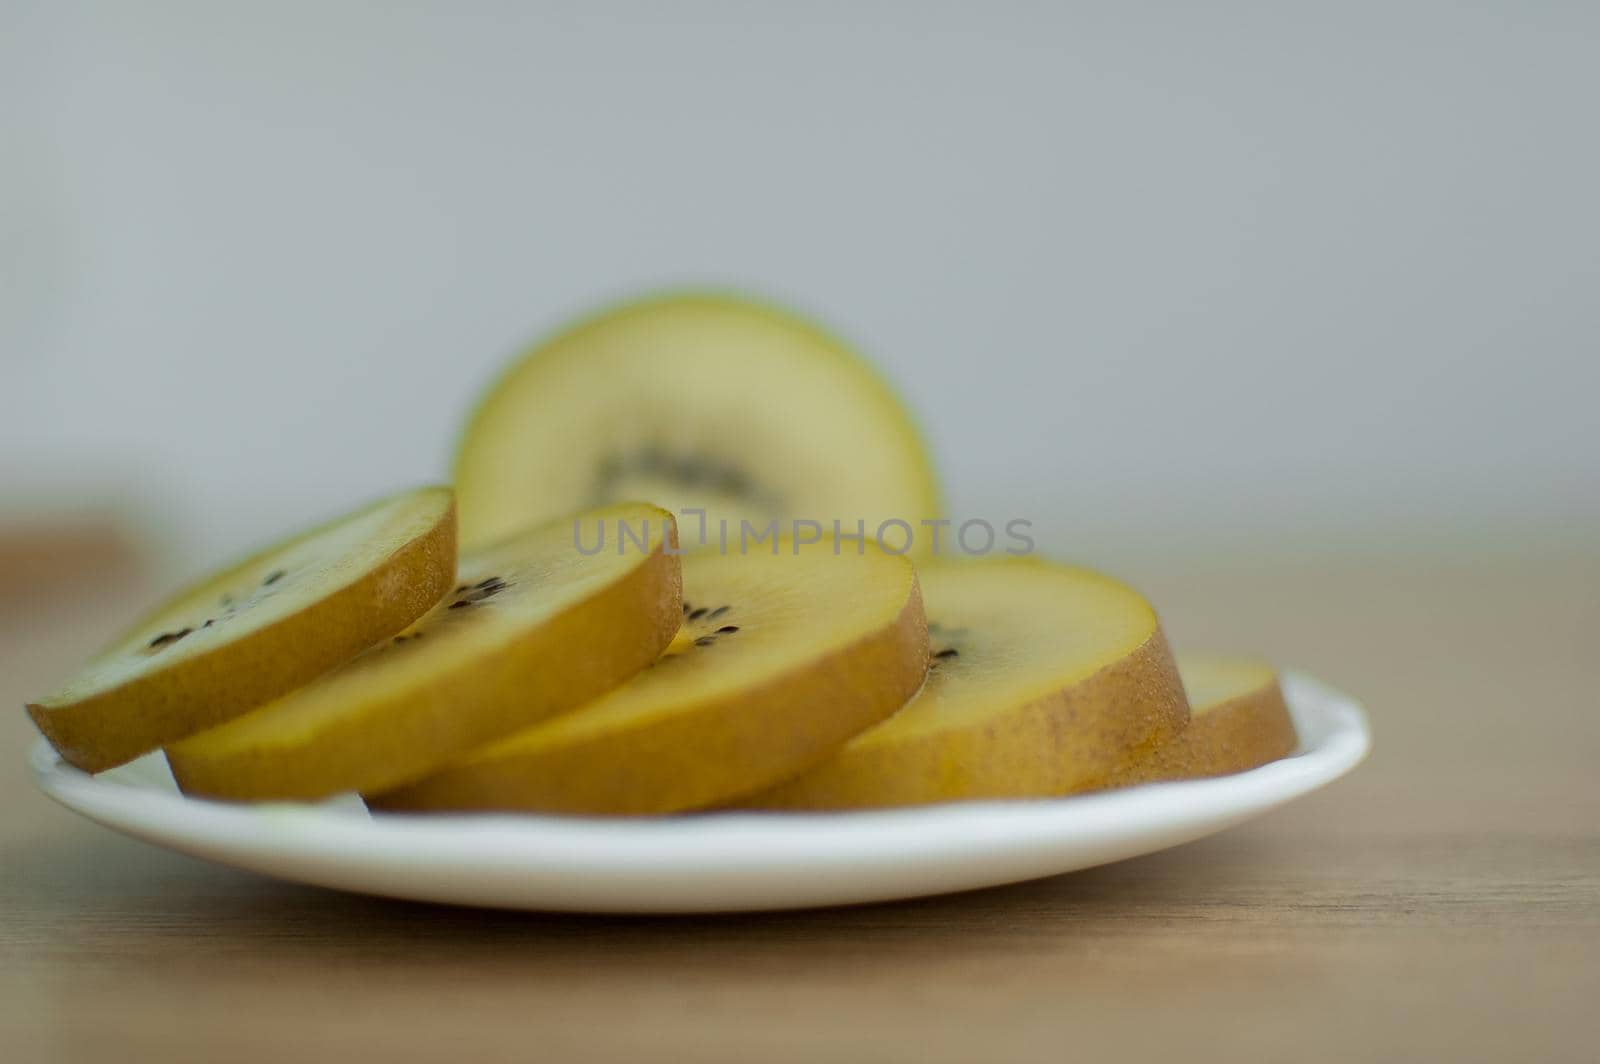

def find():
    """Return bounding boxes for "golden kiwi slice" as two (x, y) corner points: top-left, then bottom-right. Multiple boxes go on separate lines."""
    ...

(369, 544), (928, 815)
(165, 503), (681, 801)
(1135, 655), (1299, 780)
(741, 557), (1189, 809)
(27, 486), (457, 773)
(453, 292), (940, 552)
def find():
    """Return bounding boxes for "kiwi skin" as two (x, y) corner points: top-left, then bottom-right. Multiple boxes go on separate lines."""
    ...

(746, 627), (1188, 810)
(27, 489), (457, 774)
(1117, 667), (1298, 783)
(369, 576), (929, 816)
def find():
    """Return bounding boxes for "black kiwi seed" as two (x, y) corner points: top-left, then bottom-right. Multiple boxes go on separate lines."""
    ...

(263, 569), (286, 586)
(693, 636), (716, 647)
(708, 605), (730, 619)
(688, 607), (708, 620)
(148, 627), (193, 649)
(682, 602), (693, 615)
(716, 625), (740, 634)
(457, 579), (507, 603)
(594, 446), (763, 503)
(934, 648), (959, 659)
(448, 600), (472, 609)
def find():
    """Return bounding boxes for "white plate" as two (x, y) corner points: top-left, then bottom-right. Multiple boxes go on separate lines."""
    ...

(30, 671), (1368, 913)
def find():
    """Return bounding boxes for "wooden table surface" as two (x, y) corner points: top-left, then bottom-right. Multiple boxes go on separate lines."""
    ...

(2, 543), (1596, 1062)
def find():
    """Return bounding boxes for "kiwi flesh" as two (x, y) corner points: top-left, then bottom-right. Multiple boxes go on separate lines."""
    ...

(740, 557), (1189, 810)
(368, 543), (929, 815)
(1126, 655), (1298, 781)
(165, 503), (682, 801)
(27, 486), (457, 773)
(452, 292), (940, 552)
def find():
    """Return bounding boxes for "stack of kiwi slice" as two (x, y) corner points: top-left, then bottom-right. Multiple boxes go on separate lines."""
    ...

(26, 292), (1297, 813)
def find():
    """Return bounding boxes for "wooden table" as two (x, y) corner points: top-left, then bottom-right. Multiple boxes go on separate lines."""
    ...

(3, 544), (1595, 1062)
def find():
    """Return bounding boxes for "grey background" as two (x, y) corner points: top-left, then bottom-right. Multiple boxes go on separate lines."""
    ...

(3, 1), (1596, 568)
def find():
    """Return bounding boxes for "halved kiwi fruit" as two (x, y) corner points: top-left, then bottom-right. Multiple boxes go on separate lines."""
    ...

(453, 292), (940, 552)
(740, 557), (1189, 810)
(1130, 655), (1298, 781)
(165, 503), (682, 801)
(368, 543), (929, 815)
(27, 486), (457, 773)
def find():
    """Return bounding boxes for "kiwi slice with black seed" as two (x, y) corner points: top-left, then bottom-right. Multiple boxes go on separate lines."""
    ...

(165, 503), (681, 802)
(368, 543), (929, 815)
(1129, 655), (1298, 781)
(27, 486), (457, 773)
(740, 558), (1189, 809)
(453, 292), (940, 552)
